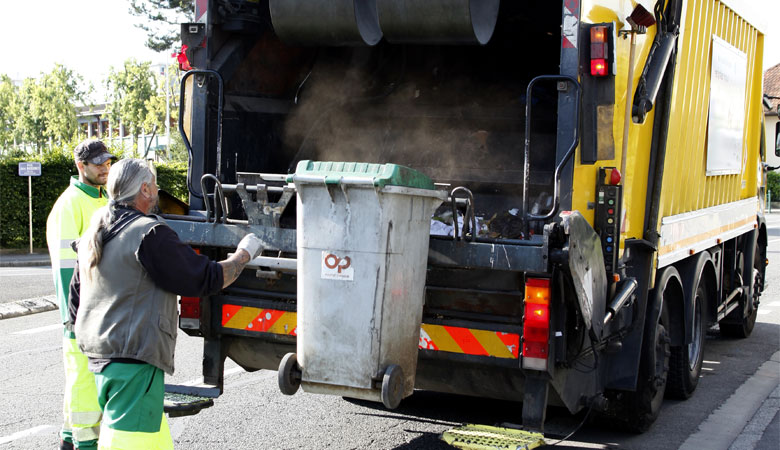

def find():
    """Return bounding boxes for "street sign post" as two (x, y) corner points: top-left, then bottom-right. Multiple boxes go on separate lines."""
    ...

(18, 162), (42, 254)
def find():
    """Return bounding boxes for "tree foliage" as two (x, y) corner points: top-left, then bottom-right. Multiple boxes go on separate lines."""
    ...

(0, 75), (18, 150)
(129, 0), (194, 52)
(0, 64), (87, 154)
(106, 59), (156, 144)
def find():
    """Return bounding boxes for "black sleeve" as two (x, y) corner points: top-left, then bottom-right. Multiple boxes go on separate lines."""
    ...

(137, 224), (225, 297)
(68, 259), (80, 327)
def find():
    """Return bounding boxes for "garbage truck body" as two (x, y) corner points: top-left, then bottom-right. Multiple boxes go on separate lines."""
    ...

(163, 0), (769, 432)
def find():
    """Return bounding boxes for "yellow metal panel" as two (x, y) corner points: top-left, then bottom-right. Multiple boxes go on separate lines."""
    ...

(574, 0), (762, 263)
(658, 0), (763, 230)
(574, 0), (659, 248)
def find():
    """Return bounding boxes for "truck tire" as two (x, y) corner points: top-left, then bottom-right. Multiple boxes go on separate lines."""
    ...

(720, 251), (761, 338)
(667, 283), (705, 399)
(610, 268), (675, 433)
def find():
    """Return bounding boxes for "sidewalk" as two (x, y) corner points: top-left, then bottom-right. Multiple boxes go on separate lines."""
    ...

(0, 250), (51, 267)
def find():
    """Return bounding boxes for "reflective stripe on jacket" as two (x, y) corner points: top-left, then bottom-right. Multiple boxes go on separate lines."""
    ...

(46, 176), (107, 328)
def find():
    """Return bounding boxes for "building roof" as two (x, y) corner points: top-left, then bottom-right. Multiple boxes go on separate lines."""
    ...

(765, 62), (780, 115)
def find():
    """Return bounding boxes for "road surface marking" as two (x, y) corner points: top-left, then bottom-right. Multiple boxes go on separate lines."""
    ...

(13, 323), (61, 335)
(680, 351), (780, 450)
(0, 345), (61, 360)
(0, 268), (51, 276)
(0, 424), (58, 445)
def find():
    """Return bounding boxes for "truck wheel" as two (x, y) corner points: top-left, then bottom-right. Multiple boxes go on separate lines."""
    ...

(719, 268), (759, 338)
(278, 352), (301, 395)
(614, 269), (674, 433)
(667, 283), (705, 399)
(381, 365), (404, 409)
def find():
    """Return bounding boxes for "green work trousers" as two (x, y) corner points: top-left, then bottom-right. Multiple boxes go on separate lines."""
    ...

(94, 362), (173, 450)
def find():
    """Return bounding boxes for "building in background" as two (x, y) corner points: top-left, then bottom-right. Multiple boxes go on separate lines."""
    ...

(76, 103), (170, 161)
(764, 63), (780, 170)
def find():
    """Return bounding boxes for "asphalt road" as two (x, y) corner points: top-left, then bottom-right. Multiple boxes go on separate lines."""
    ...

(0, 265), (53, 304)
(0, 214), (777, 449)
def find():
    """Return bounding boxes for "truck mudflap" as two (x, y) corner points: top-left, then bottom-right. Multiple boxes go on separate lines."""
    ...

(441, 424), (545, 450)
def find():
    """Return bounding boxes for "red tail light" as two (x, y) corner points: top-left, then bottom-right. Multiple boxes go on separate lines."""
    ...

(589, 24), (613, 77)
(180, 296), (201, 319)
(523, 278), (550, 371)
(591, 58), (608, 76)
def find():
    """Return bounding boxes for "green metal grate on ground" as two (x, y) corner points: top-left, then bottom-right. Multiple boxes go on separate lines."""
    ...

(441, 424), (546, 450)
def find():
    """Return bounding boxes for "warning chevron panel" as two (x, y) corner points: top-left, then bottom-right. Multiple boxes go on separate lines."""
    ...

(220, 305), (519, 359)
(221, 305), (297, 336)
(419, 324), (520, 359)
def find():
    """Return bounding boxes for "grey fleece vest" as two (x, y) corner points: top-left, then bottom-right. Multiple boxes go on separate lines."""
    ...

(75, 216), (179, 375)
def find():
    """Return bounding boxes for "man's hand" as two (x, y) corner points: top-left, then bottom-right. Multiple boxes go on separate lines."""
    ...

(237, 233), (262, 260)
(219, 233), (263, 288)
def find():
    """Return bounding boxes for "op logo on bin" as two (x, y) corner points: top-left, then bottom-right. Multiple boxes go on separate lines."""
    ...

(321, 251), (354, 281)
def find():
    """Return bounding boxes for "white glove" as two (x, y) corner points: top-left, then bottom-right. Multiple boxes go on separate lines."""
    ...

(237, 233), (262, 259)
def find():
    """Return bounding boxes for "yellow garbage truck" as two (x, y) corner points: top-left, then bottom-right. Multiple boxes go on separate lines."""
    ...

(162, 0), (769, 434)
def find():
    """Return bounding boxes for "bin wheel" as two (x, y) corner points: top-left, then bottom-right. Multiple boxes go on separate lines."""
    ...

(381, 365), (404, 409)
(278, 352), (301, 396)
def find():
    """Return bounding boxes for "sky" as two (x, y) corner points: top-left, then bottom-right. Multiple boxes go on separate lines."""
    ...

(1, 1), (172, 99)
(1, 0), (779, 100)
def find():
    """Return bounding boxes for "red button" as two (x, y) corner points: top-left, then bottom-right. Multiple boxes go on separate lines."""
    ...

(608, 208), (614, 214)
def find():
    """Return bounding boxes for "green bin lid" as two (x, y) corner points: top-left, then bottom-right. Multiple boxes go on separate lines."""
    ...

(289, 160), (435, 190)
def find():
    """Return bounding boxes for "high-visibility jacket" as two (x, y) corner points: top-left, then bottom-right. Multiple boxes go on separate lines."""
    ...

(46, 176), (107, 336)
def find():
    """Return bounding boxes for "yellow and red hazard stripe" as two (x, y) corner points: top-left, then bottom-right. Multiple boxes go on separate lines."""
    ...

(221, 305), (519, 359)
(222, 305), (297, 336)
(419, 324), (519, 359)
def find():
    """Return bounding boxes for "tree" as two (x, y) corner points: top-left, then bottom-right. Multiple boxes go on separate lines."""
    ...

(9, 64), (86, 153)
(129, 0), (194, 52)
(0, 75), (18, 152)
(106, 59), (156, 151)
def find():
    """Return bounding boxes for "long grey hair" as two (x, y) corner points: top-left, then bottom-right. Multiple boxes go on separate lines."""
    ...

(79, 159), (156, 275)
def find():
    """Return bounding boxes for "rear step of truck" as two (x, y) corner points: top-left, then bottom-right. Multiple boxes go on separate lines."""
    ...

(163, 384), (219, 418)
(441, 424), (545, 450)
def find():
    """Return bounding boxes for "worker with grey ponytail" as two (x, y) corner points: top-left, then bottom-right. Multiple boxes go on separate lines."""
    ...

(80, 158), (156, 275)
(72, 158), (262, 449)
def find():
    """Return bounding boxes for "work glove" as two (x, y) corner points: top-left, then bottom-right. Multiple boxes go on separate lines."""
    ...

(237, 233), (262, 260)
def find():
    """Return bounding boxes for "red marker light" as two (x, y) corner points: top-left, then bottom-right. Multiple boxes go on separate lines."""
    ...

(591, 58), (608, 77)
(610, 168), (622, 185)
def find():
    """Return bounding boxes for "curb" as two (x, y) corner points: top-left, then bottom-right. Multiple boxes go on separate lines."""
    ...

(0, 296), (58, 320)
(0, 260), (51, 268)
(680, 351), (780, 450)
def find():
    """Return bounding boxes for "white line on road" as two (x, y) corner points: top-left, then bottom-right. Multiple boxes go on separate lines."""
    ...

(0, 268), (51, 276)
(178, 365), (246, 387)
(680, 351), (780, 450)
(0, 424), (58, 445)
(12, 323), (61, 335)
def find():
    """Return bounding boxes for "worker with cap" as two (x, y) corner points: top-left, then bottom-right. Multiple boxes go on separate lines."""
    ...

(46, 139), (114, 450)
(71, 158), (263, 449)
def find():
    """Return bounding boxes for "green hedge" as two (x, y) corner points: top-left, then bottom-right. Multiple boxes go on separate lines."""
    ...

(0, 154), (188, 249)
(768, 171), (780, 201)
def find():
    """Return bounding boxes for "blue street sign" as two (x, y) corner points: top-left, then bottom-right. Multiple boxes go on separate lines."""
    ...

(18, 162), (41, 177)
